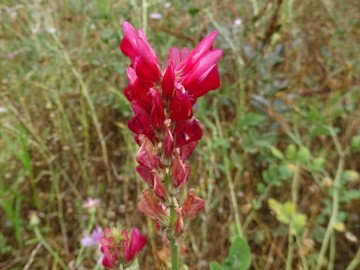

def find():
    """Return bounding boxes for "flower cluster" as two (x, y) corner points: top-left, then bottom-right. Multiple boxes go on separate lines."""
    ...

(120, 21), (222, 237)
(99, 227), (147, 268)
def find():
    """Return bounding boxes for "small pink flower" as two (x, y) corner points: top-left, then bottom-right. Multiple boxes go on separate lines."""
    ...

(81, 227), (103, 247)
(100, 235), (119, 268)
(82, 198), (101, 209)
(122, 228), (147, 262)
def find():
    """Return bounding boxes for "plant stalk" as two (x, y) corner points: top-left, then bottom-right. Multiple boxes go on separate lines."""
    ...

(169, 203), (178, 270)
(315, 128), (345, 270)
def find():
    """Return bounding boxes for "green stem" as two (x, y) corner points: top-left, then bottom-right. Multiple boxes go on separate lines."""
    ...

(346, 247), (360, 270)
(329, 231), (335, 270)
(286, 163), (300, 270)
(34, 227), (67, 270)
(315, 128), (345, 270)
(142, 0), (147, 35)
(169, 203), (178, 270)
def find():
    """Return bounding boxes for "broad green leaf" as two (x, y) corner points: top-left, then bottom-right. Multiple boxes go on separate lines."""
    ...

(210, 262), (223, 270)
(224, 236), (251, 270)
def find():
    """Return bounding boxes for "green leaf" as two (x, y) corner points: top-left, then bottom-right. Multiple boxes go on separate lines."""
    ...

(297, 147), (310, 163)
(271, 147), (284, 159)
(210, 262), (223, 270)
(210, 237), (251, 270)
(351, 135), (360, 152)
(285, 144), (297, 161)
(223, 236), (251, 270)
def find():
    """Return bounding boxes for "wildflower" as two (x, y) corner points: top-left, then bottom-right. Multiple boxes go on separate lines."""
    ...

(82, 198), (101, 210)
(100, 233), (119, 268)
(81, 227), (104, 247)
(99, 226), (146, 268)
(149, 12), (163, 20)
(122, 228), (147, 262)
(120, 21), (221, 241)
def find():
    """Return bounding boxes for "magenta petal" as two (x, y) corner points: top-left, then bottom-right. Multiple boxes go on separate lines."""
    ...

(136, 165), (154, 186)
(177, 31), (218, 72)
(138, 29), (158, 62)
(174, 118), (203, 147)
(136, 135), (160, 169)
(169, 89), (193, 121)
(122, 228), (147, 262)
(172, 154), (191, 187)
(164, 127), (174, 157)
(180, 141), (198, 162)
(169, 47), (190, 68)
(136, 37), (160, 82)
(120, 21), (139, 59)
(153, 174), (166, 201)
(150, 88), (165, 130)
(162, 63), (175, 98)
(128, 102), (155, 141)
(190, 65), (220, 98)
(182, 49), (222, 90)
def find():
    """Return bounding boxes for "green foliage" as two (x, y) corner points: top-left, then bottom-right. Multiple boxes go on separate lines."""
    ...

(351, 135), (360, 152)
(210, 236), (251, 270)
(268, 198), (307, 234)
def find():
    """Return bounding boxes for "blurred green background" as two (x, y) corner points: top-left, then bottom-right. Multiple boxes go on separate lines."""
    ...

(1, 0), (360, 269)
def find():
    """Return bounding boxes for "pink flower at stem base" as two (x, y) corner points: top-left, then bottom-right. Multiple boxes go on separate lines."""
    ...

(122, 228), (147, 262)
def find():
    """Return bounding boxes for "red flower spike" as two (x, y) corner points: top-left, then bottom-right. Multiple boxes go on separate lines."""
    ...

(175, 208), (184, 236)
(174, 118), (203, 147)
(163, 126), (174, 157)
(136, 135), (161, 169)
(180, 141), (198, 162)
(150, 88), (166, 130)
(122, 228), (147, 262)
(182, 189), (205, 218)
(172, 154), (191, 187)
(138, 190), (168, 225)
(128, 102), (155, 141)
(162, 63), (175, 98)
(136, 165), (154, 186)
(169, 88), (193, 121)
(100, 236), (119, 268)
(153, 174), (166, 201)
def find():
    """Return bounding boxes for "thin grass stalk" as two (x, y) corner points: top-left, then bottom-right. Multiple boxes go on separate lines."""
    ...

(315, 128), (345, 270)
